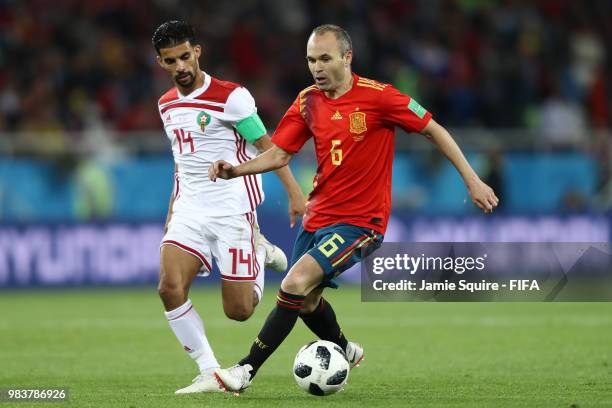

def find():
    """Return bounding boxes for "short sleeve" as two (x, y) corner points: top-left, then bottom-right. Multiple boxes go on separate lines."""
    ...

(224, 87), (257, 124)
(381, 85), (432, 133)
(271, 96), (311, 154)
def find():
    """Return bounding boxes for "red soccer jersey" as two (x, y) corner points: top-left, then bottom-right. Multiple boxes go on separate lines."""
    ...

(271, 74), (432, 234)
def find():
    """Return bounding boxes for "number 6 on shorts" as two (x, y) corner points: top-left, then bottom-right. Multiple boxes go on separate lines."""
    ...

(318, 233), (345, 257)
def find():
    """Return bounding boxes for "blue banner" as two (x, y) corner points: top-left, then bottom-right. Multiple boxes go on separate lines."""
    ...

(0, 215), (610, 288)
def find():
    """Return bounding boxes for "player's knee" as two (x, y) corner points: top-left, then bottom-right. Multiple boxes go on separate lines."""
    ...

(281, 274), (310, 295)
(157, 276), (184, 303)
(223, 303), (254, 322)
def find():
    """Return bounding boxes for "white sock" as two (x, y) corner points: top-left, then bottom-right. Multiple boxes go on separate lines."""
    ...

(254, 244), (267, 302)
(164, 299), (219, 373)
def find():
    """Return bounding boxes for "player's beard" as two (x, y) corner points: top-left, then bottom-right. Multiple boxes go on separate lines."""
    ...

(175, 71), (195, 87)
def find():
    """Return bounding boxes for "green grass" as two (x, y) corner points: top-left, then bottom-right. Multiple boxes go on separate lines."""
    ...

(1, 286), (611, 407)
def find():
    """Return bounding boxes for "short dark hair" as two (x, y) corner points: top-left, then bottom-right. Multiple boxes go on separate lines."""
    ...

(152, 20), (197, 54)
(311, 24), (352, 56)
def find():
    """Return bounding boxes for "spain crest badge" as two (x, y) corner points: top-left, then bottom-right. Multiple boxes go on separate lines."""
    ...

(349, 111), (367, 134)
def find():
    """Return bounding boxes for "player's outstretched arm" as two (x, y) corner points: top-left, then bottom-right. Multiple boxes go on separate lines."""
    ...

(253, 135), (305, 227)
(209, 144), (293, 181)
(421, 119), (499, 213)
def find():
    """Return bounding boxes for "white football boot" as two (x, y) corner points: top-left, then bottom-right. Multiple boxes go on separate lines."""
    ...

(175, 371), (224, 394)
(254, 224), (288, 273)
(214, 364), (254, 393)
(345, 342), (364, 369)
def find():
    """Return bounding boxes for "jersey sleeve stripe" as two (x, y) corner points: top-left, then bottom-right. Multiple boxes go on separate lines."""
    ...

(356, 83), (385, 91)
(234, 133), (254, 209)
(239, 141), (258, 209)
(253, 176), (263, 206)
(240, 140), (263, 205)
(245, 175), (257, 210)
(357, 78), (387, 87)
(234, 130), (256, 211)
(298, 85), (317, 115)
(237, 136), (261, 206)
(243, 176), (255, 211)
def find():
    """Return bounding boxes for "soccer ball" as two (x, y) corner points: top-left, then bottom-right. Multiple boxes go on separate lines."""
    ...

(292, 340), (350, 396)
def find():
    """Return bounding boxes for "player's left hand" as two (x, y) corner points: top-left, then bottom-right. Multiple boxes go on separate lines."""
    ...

(288, 193), (307, 228)
(208, 160), (235, 181)
(467, 179), (499, 214)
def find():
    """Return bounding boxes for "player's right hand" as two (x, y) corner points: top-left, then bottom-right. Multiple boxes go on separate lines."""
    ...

(467, 178), (499, 214)
(208, 160), (235, 181)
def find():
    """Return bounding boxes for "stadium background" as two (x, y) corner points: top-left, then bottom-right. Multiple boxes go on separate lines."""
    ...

(1, 1), (611, 407)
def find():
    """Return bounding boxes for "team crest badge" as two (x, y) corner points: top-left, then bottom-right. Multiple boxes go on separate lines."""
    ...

(349, 111), (367, 134)
(196, 111), (211, 131)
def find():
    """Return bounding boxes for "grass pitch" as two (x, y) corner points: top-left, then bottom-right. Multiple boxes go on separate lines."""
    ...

(1, 286), (611, 407)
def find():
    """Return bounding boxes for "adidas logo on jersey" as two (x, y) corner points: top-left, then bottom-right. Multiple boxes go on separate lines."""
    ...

(331, 110), (343, 120)
(165, 114), (172, 123)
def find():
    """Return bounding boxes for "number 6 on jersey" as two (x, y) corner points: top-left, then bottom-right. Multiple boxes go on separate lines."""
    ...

(330, 139), (343, 165)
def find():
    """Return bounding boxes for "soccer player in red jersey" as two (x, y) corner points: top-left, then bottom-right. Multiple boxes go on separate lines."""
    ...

(209, 24), (499, 392)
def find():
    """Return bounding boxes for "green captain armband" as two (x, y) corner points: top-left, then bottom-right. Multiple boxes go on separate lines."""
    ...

(236, 113), (267, 143)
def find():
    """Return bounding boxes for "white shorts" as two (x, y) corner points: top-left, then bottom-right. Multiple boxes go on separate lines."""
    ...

(161, 210), (264, 281)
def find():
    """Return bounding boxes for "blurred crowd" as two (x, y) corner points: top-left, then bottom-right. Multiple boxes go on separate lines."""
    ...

(0, 0), (610, 144)
(1, 0), (612, 218)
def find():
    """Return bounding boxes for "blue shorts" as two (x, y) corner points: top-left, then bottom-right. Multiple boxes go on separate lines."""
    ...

(290, 223), (384, 289)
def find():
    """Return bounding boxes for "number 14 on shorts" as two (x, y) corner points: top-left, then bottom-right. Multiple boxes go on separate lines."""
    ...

(228, 248), (253, 275)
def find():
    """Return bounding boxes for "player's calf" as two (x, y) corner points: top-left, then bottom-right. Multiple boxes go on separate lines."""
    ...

(299, 288), (324, 314)
(221, 280), (257, 322)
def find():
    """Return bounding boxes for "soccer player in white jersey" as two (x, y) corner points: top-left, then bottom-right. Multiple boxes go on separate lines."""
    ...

(152, 20), (306, 394)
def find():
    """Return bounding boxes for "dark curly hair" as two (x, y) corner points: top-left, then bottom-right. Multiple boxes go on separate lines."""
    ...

(152, 20), (197, 54)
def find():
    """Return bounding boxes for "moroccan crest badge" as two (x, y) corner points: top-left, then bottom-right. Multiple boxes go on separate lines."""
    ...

(196, 111), (211, 131)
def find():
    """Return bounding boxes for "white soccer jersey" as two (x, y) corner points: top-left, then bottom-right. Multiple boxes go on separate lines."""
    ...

(158, 72), (264, 216)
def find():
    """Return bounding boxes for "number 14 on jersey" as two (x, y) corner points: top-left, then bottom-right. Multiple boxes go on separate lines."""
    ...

(173, 128), (195, 154)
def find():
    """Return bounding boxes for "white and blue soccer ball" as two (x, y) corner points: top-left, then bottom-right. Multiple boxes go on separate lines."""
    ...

(293, 340), (350, 396)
